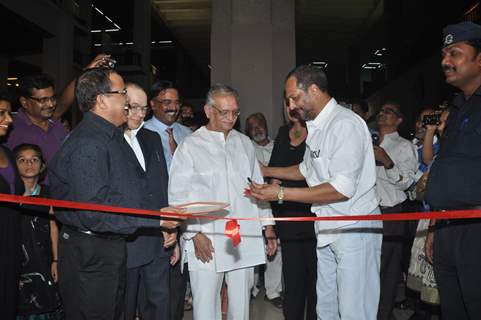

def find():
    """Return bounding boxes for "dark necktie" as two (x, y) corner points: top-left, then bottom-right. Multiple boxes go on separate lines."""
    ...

(166, 127), (177, 155)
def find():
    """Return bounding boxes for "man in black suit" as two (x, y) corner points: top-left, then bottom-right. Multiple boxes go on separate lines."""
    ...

(49, 68), (183, 319)
(123, 83), (179, 319)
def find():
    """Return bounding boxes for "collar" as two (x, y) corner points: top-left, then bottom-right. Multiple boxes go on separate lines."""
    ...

(125, 122), (144, 139)
(17, 108), (54, 128)
(84, 112), (122, 139)
(453, 84), (481, 108)
(150, 116), (174, 131)
(306, 97), (337, 132)
(382, 131), (400, 141)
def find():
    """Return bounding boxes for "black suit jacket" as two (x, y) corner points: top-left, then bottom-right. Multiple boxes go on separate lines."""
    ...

(124, 128), (171, 268)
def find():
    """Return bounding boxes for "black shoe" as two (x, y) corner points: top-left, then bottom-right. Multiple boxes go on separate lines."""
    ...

(264, 295), (283, 309)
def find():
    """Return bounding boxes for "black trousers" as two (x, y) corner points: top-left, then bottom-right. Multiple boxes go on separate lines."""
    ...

(169, 260), (188, 320)
(125, 255), (170, 320)
(378, 203), (407, 320)
(58, 228), (127, 320)
(280, 237), (317, 320)
(433, 220), (481, 320)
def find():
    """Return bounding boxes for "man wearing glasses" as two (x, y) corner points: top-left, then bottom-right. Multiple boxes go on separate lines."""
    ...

(123, 82), (178, 320)
(144, 79), (192, 319)
(6, 74), (67, 163)
(374, 101), (417, 320)
(48, 69), (183, 319)
(169, 84), (278, 320)
(144, 80), (192, 169)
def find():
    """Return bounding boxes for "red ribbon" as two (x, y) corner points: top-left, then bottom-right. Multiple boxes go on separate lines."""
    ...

(225, 219), (241, 246)
(2, 193), (481, 246)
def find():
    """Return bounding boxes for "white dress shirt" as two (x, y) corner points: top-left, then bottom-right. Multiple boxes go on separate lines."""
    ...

(144, 116), (192, 169)
(252, 139), (274, 166)
(169, 126), (274, 272)
(376, 131), (418, 207)
(299, 98), (380, 246)
(124, 123), (146, 171)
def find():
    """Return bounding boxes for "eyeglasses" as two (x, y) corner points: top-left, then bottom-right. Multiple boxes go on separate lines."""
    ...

(103, 89), (127, 96)
(379, 108), (402, 117)
(128, 105), (150, 114)
(16, 157), (42, 165)
(210, 104), (241, 118)
(153, 99), (181, 107)
(29, 95), (57, 104)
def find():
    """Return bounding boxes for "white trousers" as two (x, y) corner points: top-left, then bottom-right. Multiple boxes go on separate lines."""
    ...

(190, 267), (254, 320)
(264, 242), (283, 299)
(316, 220), (382, 320)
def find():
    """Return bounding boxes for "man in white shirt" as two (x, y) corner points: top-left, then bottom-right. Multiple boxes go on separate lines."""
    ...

(250, 64), (382, 320)
(245, 112), (283, 308)
(169, 84), (278, 320)
(374, 102), (417, 320)
(143, 80), (192, 319)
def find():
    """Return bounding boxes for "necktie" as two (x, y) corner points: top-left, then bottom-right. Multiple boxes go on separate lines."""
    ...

(166, 127), (177, 155)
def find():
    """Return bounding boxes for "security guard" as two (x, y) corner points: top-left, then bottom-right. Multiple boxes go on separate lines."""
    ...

(425, 21), (481, 319)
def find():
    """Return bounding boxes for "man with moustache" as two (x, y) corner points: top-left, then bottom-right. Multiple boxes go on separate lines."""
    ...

(144, 80), (192, 319)
(48, 69), (183, 319)
(250, 65), (382, 320)
(425, 21), (481, 319)
(169, 84), (277, 320)
(7, 74), (67, 163)
(123, 83), (179, 319)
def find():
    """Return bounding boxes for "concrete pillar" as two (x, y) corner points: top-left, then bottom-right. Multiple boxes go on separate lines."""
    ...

(133, 0), (151, 88)
(211, 0), (295, 134)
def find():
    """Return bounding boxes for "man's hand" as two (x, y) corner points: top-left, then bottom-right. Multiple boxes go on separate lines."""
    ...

(159, 206), (187, 229)
(51, 262), (58, 283)
(162, 230), (177, 248)
(249, 181), (281, 202)
(264, 225), (278, 257)
(425, 230), (434, 264)
(192, 233), (214, 263)
(170, 243), (180, 266)
(85, 53), (112, 69)
(373, 146), (394, 168)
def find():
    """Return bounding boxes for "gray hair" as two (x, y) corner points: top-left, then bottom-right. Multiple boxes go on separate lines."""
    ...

(205, 83), (239, 107)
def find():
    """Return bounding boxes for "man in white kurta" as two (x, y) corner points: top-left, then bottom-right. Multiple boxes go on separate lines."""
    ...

(250, 65), (382, 320)
(168, 84), (277, 320)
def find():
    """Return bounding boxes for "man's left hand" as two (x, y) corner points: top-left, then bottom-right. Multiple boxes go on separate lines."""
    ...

(264, 225), (278, 257)
(373, 146), (394, 168)
(249, 181), (281, 202)
(170, 243), (180, 266)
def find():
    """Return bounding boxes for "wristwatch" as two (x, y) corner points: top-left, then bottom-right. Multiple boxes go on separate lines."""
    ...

(277, 186), (285, 204)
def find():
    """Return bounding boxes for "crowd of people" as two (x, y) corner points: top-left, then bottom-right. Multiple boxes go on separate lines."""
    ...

(1, 20), (481, 320)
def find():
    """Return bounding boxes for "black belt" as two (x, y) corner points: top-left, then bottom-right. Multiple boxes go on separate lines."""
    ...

(434, 206), (481, 227)
(64, 226), (127, 241)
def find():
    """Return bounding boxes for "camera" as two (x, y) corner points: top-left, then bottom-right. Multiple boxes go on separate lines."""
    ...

(422, 114), (441, 126)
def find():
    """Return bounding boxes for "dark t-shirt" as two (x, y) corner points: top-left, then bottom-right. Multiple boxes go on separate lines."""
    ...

(268, 124), (316, 240)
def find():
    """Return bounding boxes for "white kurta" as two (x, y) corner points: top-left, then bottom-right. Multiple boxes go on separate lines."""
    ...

(168, 126), (274, 273)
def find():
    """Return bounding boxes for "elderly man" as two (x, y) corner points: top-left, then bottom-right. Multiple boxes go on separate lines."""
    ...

(123, 83), (178, 320)
(250, 65), (382, 320)
(168, 84), (277, 320)
(425, 21), (481, 319)
(48, 68), (183, 319)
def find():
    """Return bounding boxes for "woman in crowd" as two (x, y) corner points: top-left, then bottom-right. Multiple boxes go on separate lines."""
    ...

(14, 143), (62, 320)
(0, 93), (22, 319)
(267, 102), (317, 320)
